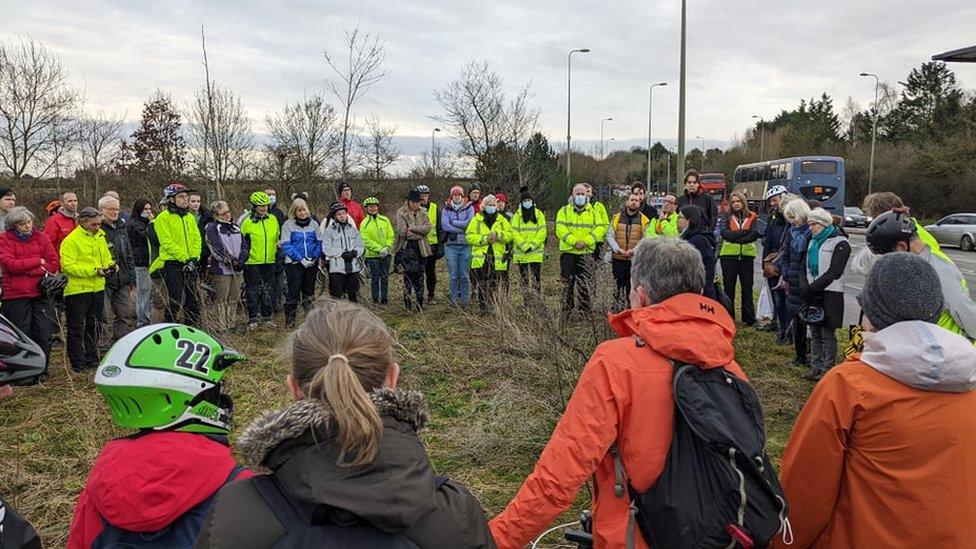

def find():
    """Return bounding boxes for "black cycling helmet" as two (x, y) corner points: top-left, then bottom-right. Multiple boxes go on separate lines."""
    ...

(866, 210), (916, 254)
(0, 314), (47, 385)
(799, 304), (825, 325)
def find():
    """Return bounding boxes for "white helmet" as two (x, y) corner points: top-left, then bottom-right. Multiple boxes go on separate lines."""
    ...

(763, 185), (787, 201)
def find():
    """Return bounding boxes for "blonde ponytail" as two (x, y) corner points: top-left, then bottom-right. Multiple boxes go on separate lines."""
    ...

(290, 300), (394, 468)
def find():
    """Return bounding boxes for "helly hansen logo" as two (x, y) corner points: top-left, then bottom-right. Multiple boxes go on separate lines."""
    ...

(700, 302), (715, 314)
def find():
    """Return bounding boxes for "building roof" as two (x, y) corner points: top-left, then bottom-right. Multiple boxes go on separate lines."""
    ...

(932, 45), (976, 63)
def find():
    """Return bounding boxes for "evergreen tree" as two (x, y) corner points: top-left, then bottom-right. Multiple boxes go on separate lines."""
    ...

(115, 90), (187, 185)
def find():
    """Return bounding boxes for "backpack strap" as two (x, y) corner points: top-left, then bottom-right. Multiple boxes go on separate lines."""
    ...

(251, 474), (311, 531)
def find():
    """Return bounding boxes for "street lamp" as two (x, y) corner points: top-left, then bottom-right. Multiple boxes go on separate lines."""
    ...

(647, 82), (668, 189)
(859, 72), (880, 195)
(676, 0), (687, 180)
(566, 48), (591, 186)
(751, 115), (764, 161)
(696, 136), (704, 171)
(600, 117), (613, 159)
(431, 127), (441, 180)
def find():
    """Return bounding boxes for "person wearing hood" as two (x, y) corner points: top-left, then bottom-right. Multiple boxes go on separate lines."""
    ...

(678, 205), (717, 300)
(775, 199), (814, 366)
(799, 207), (851, 380)
(127, 199), (155, 328)
(335, 180), (365, 228)
(490, 238), (749, 548)
(395, 190), (432, 311)
(606, 191), (650, 308)
(677, 170), (717, 230)
(44, 190), (79, 251)
(150, 183), (203, 326)
(68, 326), (251, 549)
(777, 252), (976, 549)
(280, 198), (322, 326)
(321, 201), (365, 304)
(510, 186), (547, 300)
(441, 185), (475, 307)
(465, 194), (512, 313)
(0, 187), (16, 232)
(205, 201), (249, 333)
(195, 300), (494, 549)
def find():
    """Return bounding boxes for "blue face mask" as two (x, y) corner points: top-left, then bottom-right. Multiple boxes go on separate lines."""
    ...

(452, 200), (463, 211)
(268, 195), (277, 206)
(522, 200), (533, 209)
(484, 206), (497, 215)
(573, 195), (587, 207)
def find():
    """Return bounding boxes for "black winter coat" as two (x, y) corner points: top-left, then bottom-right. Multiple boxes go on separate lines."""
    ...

(761, 211), (789, 260)
(126, 216), (151, 268)
(102, 219), (134, 288)
(195, 389), (495, 549)
(683, 228), (718, 300)
(678, 191), (718, 230)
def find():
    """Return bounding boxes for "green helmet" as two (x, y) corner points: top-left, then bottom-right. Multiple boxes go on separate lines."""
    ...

(95, 324), (245, 435)
(249, 191), (271, 206)
(363, 196), (380, 207)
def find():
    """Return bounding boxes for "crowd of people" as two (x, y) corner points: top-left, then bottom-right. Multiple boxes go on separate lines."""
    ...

(1, 176), (975, 548)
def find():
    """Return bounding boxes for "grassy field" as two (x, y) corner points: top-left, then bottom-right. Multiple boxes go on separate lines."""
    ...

(0, 257), (827, 547)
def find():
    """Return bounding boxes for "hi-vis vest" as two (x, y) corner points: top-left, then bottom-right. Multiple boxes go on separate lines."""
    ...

(465, 213), (512, 270)
(611, 211), (649, 260)
(719, 212), (758, 259)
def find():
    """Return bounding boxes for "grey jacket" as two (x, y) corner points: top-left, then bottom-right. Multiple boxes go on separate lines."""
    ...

(320, 219), (365, 274)
(194, 389), (495, 549)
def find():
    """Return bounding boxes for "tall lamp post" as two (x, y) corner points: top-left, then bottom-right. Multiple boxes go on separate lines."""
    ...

(566, 48), (591, 186)
(600, 117), (613, 158)
(431, 127), (441, 180)
(697, 136), (704, 171)
(647, 82), (668, 189)
(859, 72), (880, 195)
(676, 0), (687, 180)
(751, 115), (764, 161)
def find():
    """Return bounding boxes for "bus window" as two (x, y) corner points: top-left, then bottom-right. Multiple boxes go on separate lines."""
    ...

(801, 160), (838, 174)
(734, 168), (743, 183)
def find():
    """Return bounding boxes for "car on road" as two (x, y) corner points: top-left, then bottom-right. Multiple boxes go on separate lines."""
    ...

(844, 206), (869, 227)
(925, 213), (976, 252)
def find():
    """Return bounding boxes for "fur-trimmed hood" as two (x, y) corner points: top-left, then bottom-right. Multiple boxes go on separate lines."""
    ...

(237, 388), (429, 471)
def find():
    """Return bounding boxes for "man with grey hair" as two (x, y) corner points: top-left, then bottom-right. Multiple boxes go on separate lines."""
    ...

(98, 195), (134, 347)
(44, 190), (79, 251)
(555, 184), (604, 316)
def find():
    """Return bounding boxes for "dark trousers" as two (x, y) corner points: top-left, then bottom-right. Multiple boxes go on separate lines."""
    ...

(285, 263), (317, 324)
(472, 266), (499, 312)
(611, 258), (632, 306)
(768, 277), (788, 339)
(3, 297), (54, 370)
(720, 257), (756, 325)
(367, 257), (391, 303)
(792, 314), (808, 363)
(329, 271), (360, 303)
(161, 261), (199, 325)
(560, 253), (591, 314)
(272, 250), (285, 313)
(244, 264), (276, 321)
(425, 245), (439, 298)
(65, 291), (104, 370)
(402, 260), (427, 310)
(517, 263), (542, 296)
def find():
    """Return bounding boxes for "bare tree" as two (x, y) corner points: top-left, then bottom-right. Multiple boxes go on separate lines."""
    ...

(409, 141), (459, 180)
(266, 94), (339, 188)
(0, 37), (80, 178)
(357, 116), (399, 181)
(79, 110), (125, 199)
(188, 83), (253, 196)
(324, 26), (388, 178)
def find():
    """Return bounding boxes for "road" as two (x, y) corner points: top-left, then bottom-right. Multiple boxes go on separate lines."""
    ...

(745, 228), (976, 326)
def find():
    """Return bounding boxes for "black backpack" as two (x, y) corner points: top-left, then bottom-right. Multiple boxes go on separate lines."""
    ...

(625, 361), (790, 549)
(251, 474), (435, 548)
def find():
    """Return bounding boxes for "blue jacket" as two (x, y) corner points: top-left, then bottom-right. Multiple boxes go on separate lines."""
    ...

(280, 219), (322, 263)
(441, 204), (475, 246)
(776, 224), (812, 307)
(762, 211), (790, 258)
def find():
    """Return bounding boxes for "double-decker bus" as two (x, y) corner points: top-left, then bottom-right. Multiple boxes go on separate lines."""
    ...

(731, 156), (845, 214)
(699, 172), (728, 213)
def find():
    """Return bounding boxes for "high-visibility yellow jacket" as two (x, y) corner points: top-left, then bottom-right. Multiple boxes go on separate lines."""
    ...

(149, 208), (202, 274)
(511, 208), (547, 264)
(426, 203), (439, 245)
(360, 213), (395, 259)
(60, 226), (114, 297)
(556, 204), (602, 254)
(592, 200), (610, 233)
(645, 213), (680, 239)
(466, 212), (512, 270)
(240, 214), (280, 265)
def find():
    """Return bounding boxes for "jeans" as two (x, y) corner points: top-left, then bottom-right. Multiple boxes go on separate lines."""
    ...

(810, 324), (838, 374)
(444, 244), (471, 306)
(367, 256), (391, 303)
(134, 267), (152, 328)
(768, 278), (788, 339)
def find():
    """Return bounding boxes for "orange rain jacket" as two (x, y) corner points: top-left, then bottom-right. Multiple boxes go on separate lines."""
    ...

(489, 293), (745, 548)
(776, 320), (976, 548)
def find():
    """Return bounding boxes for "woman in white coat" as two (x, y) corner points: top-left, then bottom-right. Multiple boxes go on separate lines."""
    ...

(321, 201), (365, 302)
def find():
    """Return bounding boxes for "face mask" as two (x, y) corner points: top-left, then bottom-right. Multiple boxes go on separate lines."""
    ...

(484, 206), (497, 215)
(452, 200), (463, 210)
(268, 195), (276, 205)
(573, 195), (587, 207)
(140, 211), (149, 219)
(522, 200), (533, 209)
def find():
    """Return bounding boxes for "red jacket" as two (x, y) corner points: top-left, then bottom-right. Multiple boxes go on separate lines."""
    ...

(489, 294), (745, 548)
(44, 210), (76, 250)
(67, 431), (253, 549)
(339, 198), (365, 228)
(0, 229), (59, 300)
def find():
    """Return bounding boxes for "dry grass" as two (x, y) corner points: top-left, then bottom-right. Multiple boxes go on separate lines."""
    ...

(0, 255), (822, 547)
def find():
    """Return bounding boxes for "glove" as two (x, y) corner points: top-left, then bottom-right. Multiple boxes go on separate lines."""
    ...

(182, 260), (198, 275)
(800, 286), (818, 301)
(341, 250), (357, 260)
(300, 258), (315, 268)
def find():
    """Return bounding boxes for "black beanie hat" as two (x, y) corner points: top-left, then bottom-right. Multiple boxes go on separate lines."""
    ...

(406, 190), (422, 202)
(335, 180), (351, 195)
(519, 186), (533, 201)
(0, 188), (13, 199)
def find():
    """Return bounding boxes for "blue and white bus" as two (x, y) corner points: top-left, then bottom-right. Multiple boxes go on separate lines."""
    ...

(731, 156), (846, 214)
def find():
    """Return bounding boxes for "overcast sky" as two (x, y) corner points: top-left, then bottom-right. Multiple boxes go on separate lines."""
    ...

(5, 0), (975, 156)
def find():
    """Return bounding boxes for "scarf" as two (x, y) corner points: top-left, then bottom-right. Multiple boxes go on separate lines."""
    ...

(484, 211), (498, 229)
(807, 224), (835, 278)
(295, 217), (312, 228)
(14, 229), (32, 242)
(520, 204), (537, 225)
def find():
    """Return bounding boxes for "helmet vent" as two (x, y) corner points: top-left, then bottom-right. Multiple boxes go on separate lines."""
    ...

(129, 397), (143, 415)
(170, 328), (180, 339)
(152, 334), (162, 345)
(164, 393), (172, 405)
(119, 397), (131, 416)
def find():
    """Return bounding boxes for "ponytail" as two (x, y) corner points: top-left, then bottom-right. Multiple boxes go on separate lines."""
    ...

(307, 353), (383, 467)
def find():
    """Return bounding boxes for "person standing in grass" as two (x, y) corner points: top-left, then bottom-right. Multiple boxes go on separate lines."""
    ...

(417, 184), (443, 305)
(280, 198), (321, 327)
(466, 194), (511, 313)
(395, 190), (432, 311)
(718, 190), (760, 326)
(205, 201), (249, 333)
(441, 185), (475, 308)
(240, 191), (280, 328)
(607, 191), (650, 308)
(321, 201), (364, 304)
(776, 199), (813, 367)
(556, 184), (602, 316)
(510, 186), (547, 300)
(678, 206), (717, 300)
(360, 196), (394, 305)
(127, 199), (155, 328)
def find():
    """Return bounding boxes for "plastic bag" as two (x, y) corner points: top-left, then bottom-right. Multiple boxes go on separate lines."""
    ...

(758, 283), (774, 320)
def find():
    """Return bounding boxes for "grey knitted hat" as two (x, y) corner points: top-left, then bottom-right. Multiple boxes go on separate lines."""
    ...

(857, 252), (943, 331)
